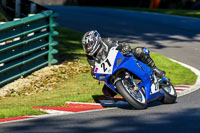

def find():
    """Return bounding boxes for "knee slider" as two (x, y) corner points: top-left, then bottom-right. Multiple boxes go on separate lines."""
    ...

(143, 48), (150, 55)
(134, 47), (144, 57)
(134, 47), (150, 57)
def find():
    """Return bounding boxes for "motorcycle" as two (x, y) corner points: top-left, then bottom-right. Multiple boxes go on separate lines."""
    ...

(94, 47), (177, 109)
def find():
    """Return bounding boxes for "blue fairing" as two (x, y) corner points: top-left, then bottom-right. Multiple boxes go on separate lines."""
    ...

(95, 51), (164, 102)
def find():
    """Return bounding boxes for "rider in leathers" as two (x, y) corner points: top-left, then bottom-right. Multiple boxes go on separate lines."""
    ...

(82, 30), (165, 97)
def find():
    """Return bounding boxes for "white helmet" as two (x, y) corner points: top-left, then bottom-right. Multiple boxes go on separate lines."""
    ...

(82, 30), (102, 56)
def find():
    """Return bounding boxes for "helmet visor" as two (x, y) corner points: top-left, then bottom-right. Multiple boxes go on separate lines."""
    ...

(83, 39), (96, 52)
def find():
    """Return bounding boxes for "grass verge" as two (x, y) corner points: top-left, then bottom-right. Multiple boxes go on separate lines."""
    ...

(104, 7), (200, 18)
(0, 27), (197, 119)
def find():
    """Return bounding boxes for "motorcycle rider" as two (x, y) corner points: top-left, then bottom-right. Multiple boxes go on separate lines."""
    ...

(82, 30), (165, 97)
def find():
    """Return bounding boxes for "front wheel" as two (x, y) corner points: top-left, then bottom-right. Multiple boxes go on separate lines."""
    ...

(160, 81), (177, 104)
(116, 78), (147, 110)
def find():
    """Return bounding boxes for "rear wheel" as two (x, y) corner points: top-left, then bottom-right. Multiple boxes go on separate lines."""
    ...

(160, 81), (177, 104)
(116, 72), (147, 109)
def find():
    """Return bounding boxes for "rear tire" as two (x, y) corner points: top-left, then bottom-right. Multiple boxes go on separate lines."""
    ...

(160, 81), (177, 104)
(116, 80), (147, 110)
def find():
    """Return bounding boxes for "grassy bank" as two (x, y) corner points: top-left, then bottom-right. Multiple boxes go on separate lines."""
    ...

(0, 27), (197, 119)
(105, 7), (200, 18)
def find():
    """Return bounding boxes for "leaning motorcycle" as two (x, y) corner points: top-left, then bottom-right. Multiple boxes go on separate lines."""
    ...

(94, 47), (177, 109)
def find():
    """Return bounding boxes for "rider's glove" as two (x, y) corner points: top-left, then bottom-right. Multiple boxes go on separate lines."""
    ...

(121, 44), (131, 55)
(92, 72), (97, 79)
(91, 66), (97, 79)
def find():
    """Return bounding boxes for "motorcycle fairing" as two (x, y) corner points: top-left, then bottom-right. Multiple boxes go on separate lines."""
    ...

(94, 47), (164, 102)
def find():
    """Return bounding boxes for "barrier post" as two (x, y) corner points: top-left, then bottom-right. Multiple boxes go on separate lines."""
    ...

(15, 0), (21, 18)
(48, 12), (58, 66)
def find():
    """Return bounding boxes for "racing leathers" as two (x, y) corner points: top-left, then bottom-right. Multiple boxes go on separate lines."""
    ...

(86, 38), (165, 97)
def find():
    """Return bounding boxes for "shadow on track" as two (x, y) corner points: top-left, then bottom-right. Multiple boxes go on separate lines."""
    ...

(1, 107), (199, 133)
(48, 6), (200, 50)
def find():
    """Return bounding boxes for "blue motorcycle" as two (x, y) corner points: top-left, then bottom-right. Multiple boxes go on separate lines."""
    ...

(94, 47), (177, 109)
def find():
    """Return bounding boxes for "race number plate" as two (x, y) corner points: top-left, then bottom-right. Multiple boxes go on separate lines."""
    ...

(94, 47), (118, 74)
(150, 75), (159, 94)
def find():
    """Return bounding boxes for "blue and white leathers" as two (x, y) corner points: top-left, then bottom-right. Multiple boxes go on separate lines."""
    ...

(94, 47), (165, 103)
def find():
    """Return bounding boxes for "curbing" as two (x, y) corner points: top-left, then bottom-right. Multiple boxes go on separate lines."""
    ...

(0, 59), (200, 124)
(170, 59), (200, 97)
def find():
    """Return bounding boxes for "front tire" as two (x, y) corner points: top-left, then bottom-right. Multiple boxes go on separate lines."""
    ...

(116, 80), (147, 110)
(160, 81), (177, 104)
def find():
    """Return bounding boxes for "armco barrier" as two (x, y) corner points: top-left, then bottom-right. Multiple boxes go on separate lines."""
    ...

(0, 10), (58, 86)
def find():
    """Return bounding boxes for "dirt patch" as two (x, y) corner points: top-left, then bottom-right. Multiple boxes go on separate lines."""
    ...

(0, 61), (90, 98)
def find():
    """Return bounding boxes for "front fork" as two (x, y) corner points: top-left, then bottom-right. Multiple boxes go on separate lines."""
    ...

(159, 77), (170, 86)
(113, 72), (140, 92)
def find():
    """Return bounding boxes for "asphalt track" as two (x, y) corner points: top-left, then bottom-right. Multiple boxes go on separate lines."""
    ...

(0, 6), (200, 133)
(52, 6), (200, 70)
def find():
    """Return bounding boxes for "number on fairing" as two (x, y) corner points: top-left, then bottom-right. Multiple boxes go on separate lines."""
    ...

(94, 47), (118, 74)
(101, 59), (111, 72)
(101, 63), (107, 72)
(150, 75), (159, 94)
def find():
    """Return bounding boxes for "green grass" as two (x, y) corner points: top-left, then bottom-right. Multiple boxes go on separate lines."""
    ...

(0, 27), (197, 119)
(55, 27), (88, 65)
(0, 73), (103, 119)
(151, 53), (196, 85)
(104, 7), (200, 18)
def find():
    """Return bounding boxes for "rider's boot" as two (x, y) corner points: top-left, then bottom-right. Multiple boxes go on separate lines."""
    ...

(152, 66), (166, 78)
(133, 47), (166, 78)
(102, 84), (117, 97)
(144, 55), (166, 78)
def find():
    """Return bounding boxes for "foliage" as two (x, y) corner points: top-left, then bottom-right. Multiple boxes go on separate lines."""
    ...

(5, 61), (90, 98)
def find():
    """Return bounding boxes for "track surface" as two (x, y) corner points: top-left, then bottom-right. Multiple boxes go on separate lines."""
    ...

(0, 6), (199, 133)
(52, 6), (200, 69)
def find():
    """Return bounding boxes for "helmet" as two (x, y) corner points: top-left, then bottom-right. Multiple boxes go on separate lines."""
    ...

(82, 30), (102, 56)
